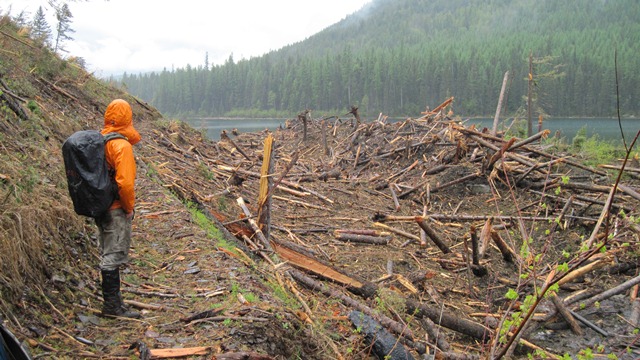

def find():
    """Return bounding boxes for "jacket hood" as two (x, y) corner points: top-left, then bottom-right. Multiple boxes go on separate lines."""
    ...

(101, 99), (141, 145)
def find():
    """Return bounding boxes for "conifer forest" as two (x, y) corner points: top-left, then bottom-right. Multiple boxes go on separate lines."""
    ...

(120, 0), (639, 119)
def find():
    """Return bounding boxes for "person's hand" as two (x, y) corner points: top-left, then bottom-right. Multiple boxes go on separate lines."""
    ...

(125, 210), (135, 221)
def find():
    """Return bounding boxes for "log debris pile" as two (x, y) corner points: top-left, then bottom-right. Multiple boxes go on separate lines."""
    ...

(144, 100), (640, 358)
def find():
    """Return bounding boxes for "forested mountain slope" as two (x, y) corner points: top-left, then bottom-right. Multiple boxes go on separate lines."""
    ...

(122, 0), (639, 118)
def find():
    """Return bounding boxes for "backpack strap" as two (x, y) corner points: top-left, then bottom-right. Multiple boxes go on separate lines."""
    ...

(103, 132), (127, 143)
(102, 132), (127, 192)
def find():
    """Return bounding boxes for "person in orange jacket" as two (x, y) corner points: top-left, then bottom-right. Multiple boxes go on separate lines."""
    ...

(97, 99), (141, 318)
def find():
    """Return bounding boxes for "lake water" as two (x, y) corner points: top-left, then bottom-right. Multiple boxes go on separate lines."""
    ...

(185, 117), (639, 143)
(467, 117), (639, 143)
(185, 118), (286, 141)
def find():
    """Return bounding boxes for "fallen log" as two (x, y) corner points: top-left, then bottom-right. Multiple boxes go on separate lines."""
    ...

(508, 129), (550, 150)
(528, 187), (635, 214)
(276, 185), (308, 198)
(567, 309), (609, 337)
(490, 230), (516, 263)
(415, 217), (451, 254)
(237, 197), (274, 253)
(434, 352), (481, 360)
(189, 315), (269, 325)
(598, 164), (640, 174)
(372, 222), (422, 245)
(377, 213), (591, 223)
(557, 181), (615, 194)
(618, 183), (640, 202)
(469, 134), (539, 170)
(404, 298), (492, 342)
(486, 137), (516, 170)
(421, 96), (454, 117)
(515, 156), (568, 185)
(272, 195), (327, 210)
(212, 352), (275, 360)
(0, 83), (28, 120)
(333, 232), (391, 245)
(457, 125), (609, 176)
(272, 240), (376, 299)
(574, 273), (640, 311)
(432, 172), (481, 194)
(316, 264), (493, 342)
(218, 166), (334, 204)
(557, 256), (612, 286)
(334, 229), (385, 236)
(390, 185), (401, 211)
(561, 287), (604, 308)
(418, 317), (450, 352)
(221, 130), (253, 161)
(181, 307), (225, 323)
(571, 192), (634, 213)
(629, 298), (640, 329)
(550, 293), (583, 335)
(387, 160), (420, 182)
(289, 269), (417, 342)
(150, 346), (210, 358)
(398, 173), (480, 199)
(396, 164), (456, 198)
(348, 311), (416, 360)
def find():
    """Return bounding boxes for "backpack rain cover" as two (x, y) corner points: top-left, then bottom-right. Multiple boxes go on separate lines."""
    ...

(62, 130), (124, 218)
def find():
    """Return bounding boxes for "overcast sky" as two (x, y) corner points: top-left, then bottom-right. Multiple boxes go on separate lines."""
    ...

(0, 0), (370, 77)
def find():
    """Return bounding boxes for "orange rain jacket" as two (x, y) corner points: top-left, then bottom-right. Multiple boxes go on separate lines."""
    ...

(100, 99), (141, 214)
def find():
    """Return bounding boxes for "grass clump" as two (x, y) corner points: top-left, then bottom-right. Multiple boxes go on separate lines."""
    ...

(570, 127), (627, 167)
(187, 202), (232, 251)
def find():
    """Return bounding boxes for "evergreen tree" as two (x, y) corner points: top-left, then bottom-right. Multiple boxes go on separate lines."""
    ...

(53, 3), (74, 53)
(31, 6), (52, 47)
(12, 10), (30, 27)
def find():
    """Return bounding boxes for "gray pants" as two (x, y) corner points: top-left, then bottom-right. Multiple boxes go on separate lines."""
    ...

(96, 208), (132, 271)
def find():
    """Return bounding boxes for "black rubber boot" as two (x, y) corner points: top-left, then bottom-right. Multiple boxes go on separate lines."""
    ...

(101, 269), (141, 319)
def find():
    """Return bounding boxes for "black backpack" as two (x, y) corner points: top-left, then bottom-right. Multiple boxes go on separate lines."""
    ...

(62, 130), (126, 218)
(0, 316), (32, 360)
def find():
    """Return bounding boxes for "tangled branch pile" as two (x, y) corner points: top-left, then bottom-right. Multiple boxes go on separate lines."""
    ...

(146, 100), (640, 358)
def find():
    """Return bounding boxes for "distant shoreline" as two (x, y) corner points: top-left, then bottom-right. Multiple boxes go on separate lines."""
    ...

(187, 117), (286, 121)
(187, 116), (639, 121)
